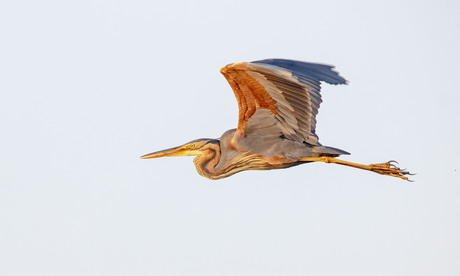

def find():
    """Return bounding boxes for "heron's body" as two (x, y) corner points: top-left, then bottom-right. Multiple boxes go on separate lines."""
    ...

(142, 59), (412, 180)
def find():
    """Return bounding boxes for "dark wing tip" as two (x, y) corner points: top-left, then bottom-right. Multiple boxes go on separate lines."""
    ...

(251, 58), (348, 85)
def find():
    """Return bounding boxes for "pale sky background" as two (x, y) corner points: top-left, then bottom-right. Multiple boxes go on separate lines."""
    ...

(1, 0), (459, 275)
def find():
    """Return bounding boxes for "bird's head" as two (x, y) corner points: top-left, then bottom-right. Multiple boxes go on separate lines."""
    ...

(141, 138), (219, 159)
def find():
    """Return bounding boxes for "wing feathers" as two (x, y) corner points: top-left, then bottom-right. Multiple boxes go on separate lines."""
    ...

(252, 59), (348, 85)
(220, 59), (347, 145)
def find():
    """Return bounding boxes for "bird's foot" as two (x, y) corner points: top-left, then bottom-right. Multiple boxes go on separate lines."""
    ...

(369, 161), (414, 181)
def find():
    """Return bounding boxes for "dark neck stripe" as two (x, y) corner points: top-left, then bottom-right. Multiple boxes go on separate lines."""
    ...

(201, 148), (217, 175)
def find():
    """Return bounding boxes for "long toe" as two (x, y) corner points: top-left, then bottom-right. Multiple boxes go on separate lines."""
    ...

(369, 161), (414, 181)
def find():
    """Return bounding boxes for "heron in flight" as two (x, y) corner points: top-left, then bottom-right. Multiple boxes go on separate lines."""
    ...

(142, 59), (412, 180)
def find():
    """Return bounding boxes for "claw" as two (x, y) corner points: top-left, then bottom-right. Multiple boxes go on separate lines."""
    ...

(369, 160), (414, 181)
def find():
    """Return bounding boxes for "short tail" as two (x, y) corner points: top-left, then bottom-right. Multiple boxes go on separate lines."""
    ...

(313, 146), (350, 157)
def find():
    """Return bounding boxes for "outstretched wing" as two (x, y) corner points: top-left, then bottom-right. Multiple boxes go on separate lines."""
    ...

(220, 59), (347, 146)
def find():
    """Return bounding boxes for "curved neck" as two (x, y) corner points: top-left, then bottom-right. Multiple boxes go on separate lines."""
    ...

(193, 140), (270, 180)
(193, 140), (225, 180)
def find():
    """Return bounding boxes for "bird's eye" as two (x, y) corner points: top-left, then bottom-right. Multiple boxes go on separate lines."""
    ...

(186, 144), (196, 149)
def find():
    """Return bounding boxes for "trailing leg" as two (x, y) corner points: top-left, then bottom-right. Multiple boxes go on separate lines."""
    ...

(299, 157), (413, 181)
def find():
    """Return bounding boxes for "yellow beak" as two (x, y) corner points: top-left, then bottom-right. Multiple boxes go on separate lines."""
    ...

(141, 144), (196, 159)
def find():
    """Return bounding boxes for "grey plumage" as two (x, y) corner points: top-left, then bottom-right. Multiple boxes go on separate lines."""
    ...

(252, 59), (348, 85)
(142, 59), (412, 181)
(231, 59), (349, 159)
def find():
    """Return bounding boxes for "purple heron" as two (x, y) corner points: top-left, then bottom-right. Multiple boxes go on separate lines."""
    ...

(142, 59), (412, 180)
